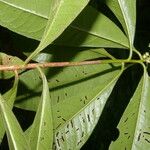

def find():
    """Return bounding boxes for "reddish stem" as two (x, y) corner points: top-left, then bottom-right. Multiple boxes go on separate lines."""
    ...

(0, 60), (101, 71)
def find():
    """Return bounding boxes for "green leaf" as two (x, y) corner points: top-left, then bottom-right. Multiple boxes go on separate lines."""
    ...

(0, 0), (48, 39)
(15, 48), (124, 148)
(54, 6), (129, 49)
(52, 65), (124, 149)
(28, 67), (53, 150)
(33, 47), (115, 63)
(0, 1), (129, 49)
(0, 94), (30, 150)
(106, 0), (136, 56)
(110, 69), (150, 150)
(24, 0), (90, 62)
(15, 48), (120, 110)
(0, 75), (18, 143)
(0, 53), (24, 79)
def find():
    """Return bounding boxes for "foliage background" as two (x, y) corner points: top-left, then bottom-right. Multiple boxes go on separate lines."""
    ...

(0, 0), (149, 149)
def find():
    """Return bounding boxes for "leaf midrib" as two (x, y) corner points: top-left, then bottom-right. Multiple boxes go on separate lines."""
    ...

(117, 0), (133, 45)
(70, 25), (128, 48)
(131, 71), (149, 150)
(55, 65), (123, 131)
(0, 0), (128, 48)
(0, 95), (18, 150)
(0, 0), (47, 19)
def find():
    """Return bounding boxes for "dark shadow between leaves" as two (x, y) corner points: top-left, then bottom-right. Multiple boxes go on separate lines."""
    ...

(81, 64), (143, 150)
(15, 65), (120, 106)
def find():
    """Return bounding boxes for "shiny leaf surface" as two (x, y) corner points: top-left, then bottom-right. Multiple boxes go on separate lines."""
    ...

(0, 53), (24, 79)
(0, 94), (30, 150)
(15, 48), (124, 148)
(106, 0), (136, 52)
(26, 0), (90, 61)
(28, 67), (53, 150)
(110, 70), (150, 150)
(0, 2), (129, 49)
(53, 66), (124, 149)
(0, 75), (18, 143)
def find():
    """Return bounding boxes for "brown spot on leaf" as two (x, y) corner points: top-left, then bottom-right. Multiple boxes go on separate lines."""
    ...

(3, 56), (12, 65)
(77, 140), (82, 145)
(56, 79), (60, 83)
(138, 133), (141, 141)
(62, 118), (66, 122)
(145, 138), (150, 143)
(54, 145), (57, 150)
(66, 131), (69, 134)
(56, 123), (61, 129)
(92, 109), (95, 115)
(76, 128), (79, 131)
(56, 132), (59, 137)
(124, 132), (128, 135)
(71, 120), (74, 128)
(81, 132), (84, 138)
(124, 118), (128, 123)
(57, 139), (60, 147)
(143, 131), (150, 135)
(82, 118), (85, 123)
(57, 96), (60, 103)
(85, 96), (88, 100)
(87, 114), (90, 122)
(61, 136), (65, 142)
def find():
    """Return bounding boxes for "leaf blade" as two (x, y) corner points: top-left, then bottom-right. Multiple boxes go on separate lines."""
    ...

(0, 1), (129, 49)
(0, 94), (30, 150)
(53, 65), (124, 149)
(26, 0), (90, 62)
(106, 0), (136, 57)
(15, 49), (124, 148)
(0, 53), (24, 79)
(28, 67), (53, 150)
(110, 69), (150, 150)
(0, 73), (19, 143)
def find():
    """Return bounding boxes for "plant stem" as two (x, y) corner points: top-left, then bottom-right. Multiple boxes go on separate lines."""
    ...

(0, 59), (145, 71)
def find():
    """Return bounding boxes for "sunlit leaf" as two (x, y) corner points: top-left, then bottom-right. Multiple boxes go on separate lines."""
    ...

(0, 74), (18, 143)
(15, 48), (120, 110)
(0, 1), (129, 50)
(28, 67), (53, 150)
(25, 0), (90, 62)
(0, 94), (30, 150)
(52, 65), (124, 149)
(0, 53), (24, 79)
(0, 0), (49, 39)
(54, 6), (128, 49)
(15, 48), (124, 148)
(110, 69), (150, 150)
(106, 0), (136, 57)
